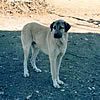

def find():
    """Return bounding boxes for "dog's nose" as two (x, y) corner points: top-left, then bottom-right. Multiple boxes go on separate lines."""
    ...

(54, 32), (62, 38)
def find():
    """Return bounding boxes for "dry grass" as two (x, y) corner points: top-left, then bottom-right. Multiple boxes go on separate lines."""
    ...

(0, 0), (54, 16)
(0, 0), (100, 33)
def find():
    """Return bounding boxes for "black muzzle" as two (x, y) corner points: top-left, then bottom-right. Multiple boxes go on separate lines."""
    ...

(54, 30), (62, 38)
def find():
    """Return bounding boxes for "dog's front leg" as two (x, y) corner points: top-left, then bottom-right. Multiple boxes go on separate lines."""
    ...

(49, 55), (60, 88)
(56, 53), (64, 85)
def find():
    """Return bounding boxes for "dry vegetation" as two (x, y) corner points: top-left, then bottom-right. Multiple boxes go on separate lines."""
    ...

(0, 0), (100, 33)
(0, 0), (54, 16)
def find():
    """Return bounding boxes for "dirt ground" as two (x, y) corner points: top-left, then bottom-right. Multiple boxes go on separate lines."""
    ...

(0, 31), (100, 100)
(0, 0), (100, 100)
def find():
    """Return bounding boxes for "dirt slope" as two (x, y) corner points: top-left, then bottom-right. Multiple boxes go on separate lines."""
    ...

(0, 0), (100, 33)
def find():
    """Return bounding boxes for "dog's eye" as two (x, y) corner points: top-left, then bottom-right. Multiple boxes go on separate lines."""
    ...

(54, 26), (56, 30)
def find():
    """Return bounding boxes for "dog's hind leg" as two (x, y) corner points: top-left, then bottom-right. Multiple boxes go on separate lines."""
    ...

(21, 32), (32, 77)
(23, 44), (31, 77)
(30, 43), (42, 72)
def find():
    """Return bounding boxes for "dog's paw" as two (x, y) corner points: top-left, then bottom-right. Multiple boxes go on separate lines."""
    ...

(35, 68), (42, 73)
(53, 80), (60, 88)
(57, 79), (64, 85)
(33, 67), (42, 73)
(24, 71), (29, 77)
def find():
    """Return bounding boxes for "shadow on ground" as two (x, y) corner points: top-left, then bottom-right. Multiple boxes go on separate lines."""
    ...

(68, 16), (100, 26)
(0, 31), (100, 100)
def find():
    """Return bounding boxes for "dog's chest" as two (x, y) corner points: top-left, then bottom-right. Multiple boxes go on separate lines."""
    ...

(56, 38), (67, 54)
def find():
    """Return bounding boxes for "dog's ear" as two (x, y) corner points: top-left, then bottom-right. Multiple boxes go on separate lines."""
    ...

(50, 22), (55, 32)
(64, 22), (71, 32)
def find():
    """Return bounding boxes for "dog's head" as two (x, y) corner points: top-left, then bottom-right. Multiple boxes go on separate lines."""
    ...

(50, 20), (71, 38)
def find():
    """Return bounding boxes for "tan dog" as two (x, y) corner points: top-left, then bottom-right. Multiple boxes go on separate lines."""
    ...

(21, 20), (71, 88)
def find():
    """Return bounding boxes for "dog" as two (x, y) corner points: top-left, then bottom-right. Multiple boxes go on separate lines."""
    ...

(21, 20), (71, 88)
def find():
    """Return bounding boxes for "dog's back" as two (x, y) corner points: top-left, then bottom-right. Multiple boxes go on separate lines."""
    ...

(21, 22), (50, 54)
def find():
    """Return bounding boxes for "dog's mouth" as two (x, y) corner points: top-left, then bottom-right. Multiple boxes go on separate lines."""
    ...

(54, 33), (62, 38)
(54, 30), (62, 39)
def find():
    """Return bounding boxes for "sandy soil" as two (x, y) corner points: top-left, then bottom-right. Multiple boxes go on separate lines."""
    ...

(0, 0), (100, 33)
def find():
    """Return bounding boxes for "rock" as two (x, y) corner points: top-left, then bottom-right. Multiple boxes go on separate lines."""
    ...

(0, 91), (4, 95)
